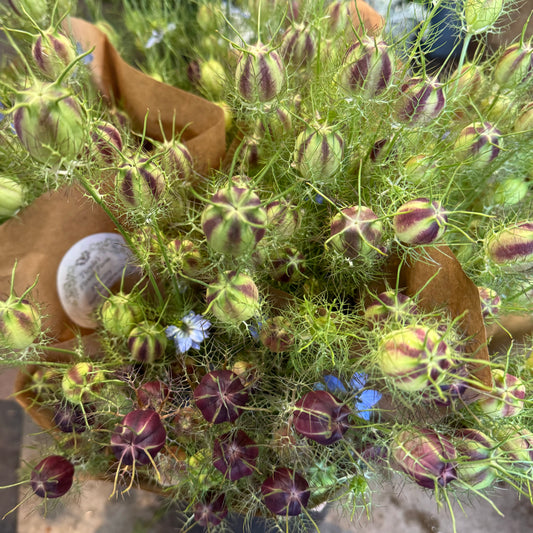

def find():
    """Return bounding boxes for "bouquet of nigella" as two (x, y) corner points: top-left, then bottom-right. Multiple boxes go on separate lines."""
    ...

(0, 0), (532, 531)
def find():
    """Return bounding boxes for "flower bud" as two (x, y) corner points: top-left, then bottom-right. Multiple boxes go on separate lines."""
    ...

(398, 77), (445, 125)
(266, 200), (300, 238)
(261, 468), (310, 516)
(194, 493), (228, 527)
(206, 271), (259, 323)
(453, 122), (502, 168)
(392, 428), (457, 489)
(235, 42), (285, 102)
(111, 409), (166, 465)
(0, 177), (24, 218)
(364, 290), (417, 326)
(213, 430), (259, 480)
(0, 297), (41, 350)
(338, 37), (394, 97)
(393, 198), (448, 245)
(259, 316), (295, 352)
(98, 292), (142, 337)
(281, 23), (316, 68)
(329, 205), (383, 259)
(464, 0), (504, 33)
(472, 369), (525, 418)
(493, 42), (533, 89)
(293, 126), (344, 181)
(293, 390), (351, 445)
(201, 184), (266, 256)
(89, 121), (123, 165)
(61, 362), (105, 404)
(477, 286), (501, 318)
(193, 369), (249, 424)
(127, 321), (168, 363)
(486, 222), (533, 269)
(14, 81), (85, 164)
(514, 102), (533, 132)
(32, 30), (76, 79)
(31, 455), (74, 499)
(378, 326), (454, 392)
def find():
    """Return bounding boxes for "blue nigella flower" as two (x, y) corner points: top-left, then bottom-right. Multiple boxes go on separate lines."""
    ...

(145, 23), (177, 49)
(165, 312), (211, 354)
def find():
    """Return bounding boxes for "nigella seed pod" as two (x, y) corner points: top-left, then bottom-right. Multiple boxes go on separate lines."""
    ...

(325, 1), (350, 35)
(111, 409), (166, 465)
(194, 493), (228, 527)
(329, 205), (383, 260)
(0, 177), (24, 218)
(398, 77), (445, 125)
(89, 121), (123, 165)
(266, 200), (300, 238)
(116, 156), (166, 209)
(364, 290), (417, 326)
(293, 390), (351, 445)
(31, 456), (75, 499)
(32, 31), (76, 79)
(258, 105), (292, 139)
(98, 292), (142, 337)
(261, 468), (310, 516)
(14, 81), (85, 164)
(235, 42), (285, 102)
(403, 154), (437, 185)
(477, 287), (501, 318)
(392, 428), (457, 489)
(201, 183), (266, 256)
(473, 370), (525, 418)
(452, 63), (484, 97)
(494, 42), (533, 89)
(61, 362), (105, 405)
(393, 198), (448, 245)
(281, 23), (316, 68)
(339, 37), (394, 97)
(259, 316), (295, 352)
(136, 380), (171, 410)
(464, 0), (504, 33)
(155, 140), (194, 184)
(498, 426), (533, 466)
(193, 369), (249, 424)
(127, 321), (168, 364)
(514, 102), (533, 132)
(167, 238), (206, 277)
(378, 326), (454, 392)
(269, 247), (306, 283)
(486, 222), (533, 269)
(212, 430), (259, 480)
(293, 126), (344, 181)
(453, 122), (502, 168)
(0, 297), (41, 350)
(491, 177), (529, 206)
(53, 402), (94, 433)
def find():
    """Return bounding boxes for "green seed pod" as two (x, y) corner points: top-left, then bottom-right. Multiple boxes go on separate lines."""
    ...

(281, 23), (316, 68)
(32, 30), (76, 79)
(513, 102), (533, 132)
(403, 154), (437, 185)
(393, 198), (448, 245)
(0, 177), (24, 218)
(266, 200), (300, 238)
(154, 140), (195, 185)
(206, 271), (259, 323)
(452, 63), (484, 97)
(464, 0), (504, 34)
(497, 425), (533, 466)
(195, 58), (226, 98)
(13, 81), (85, 165)
(127, 321), (168, 364)
(493, 42), (533, 89)
(62, 362), (105, 404)
(472, 369), (525, 418)
(89, 121), (123, 165)
(0, 297), (41, 350)
(167, 238), (206, 277)
(486, 222), (533, 269)
(453, 122), (502, 169)
(98, 292), (142, 337)
(268, 247), (306, 283)
(490, 177), (529, 206)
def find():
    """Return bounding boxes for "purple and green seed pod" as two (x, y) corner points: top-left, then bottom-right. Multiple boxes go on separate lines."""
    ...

(477, 286), (501, 318)
(31, 455), (74, 499)
(167, 238), (205, 277)
(0, 177), (24, 218)
(486, 222), (533, 269)
(194, 493), (228, 527)
(206, 270), (259, 323)
(393, 197), (448, 245)
(392, 427), (457, 489)
(259, 316), (295, 352)
(293, 126), (344, 181)
(53, 402), (94, 433)
(472, 369), (525, 418)
(111, 409), (166, 465)
(497, 426), (533, 466)
(261, 468), (310, 516)
(136, 380), (170, 410)
(452, 63), (484, 97)
(0, 297), (41, 350)
(213, 430), (259, 480)
(155, 140), (194, 184)
(14, 81), (85, 164)
(98, 292), (142, 337)
(329, 205), (383, 259)
(281, 23), (316, 68)
(398, 77), (445, 125)
(493, 41), (533, 89)
(127, 321), (168, 363)
(403, 154), (437, 185)
(201, 184), (266, 256)
(293, 390), (351, 445)
(116, 156), (166, 209)
(89, 121), (123, 165)
(378, 326), (454, 392)
(266, 200), (300, 238)
(364, 290), (417, 326)
(61, 362), (105, 405)
(325, 1), (350, 35)
(258, 105), (293, 139)
(235, 42), (285, 103)
(32, 30), (76, 79)
(453, 121), (502, 168)
(514, 102), (533, 132)
(338, 37), (394, 97)
(193, 369), (249, 424)
(269, 247), (306, 283)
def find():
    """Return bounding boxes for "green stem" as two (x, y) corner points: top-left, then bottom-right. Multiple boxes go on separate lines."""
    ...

(453, 32), (473, 94)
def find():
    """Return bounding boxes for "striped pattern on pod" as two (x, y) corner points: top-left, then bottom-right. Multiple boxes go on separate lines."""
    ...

(393, 198), (448, 245)
(513, 101), (533, 132)
(486, 222), (533, 268)
(0, 297), (41, 350)
(453, 121), (501, 168)
(281, 23), (316, 68)
(32, 30), (76, 79)
(156, 140), (194, 184)
(116, 156), (166, 208)
(494, 41), (533, 89)
(398, 77), (445, 125)
(472, 369), (525, 418)
(90, 121), (123, 165)
(127, 321), (168, 364)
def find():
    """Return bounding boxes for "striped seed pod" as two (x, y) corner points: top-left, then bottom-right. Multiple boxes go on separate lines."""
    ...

(364, 290), (417, 326)
(0, 177), (24, 218)
(32, 30), (76, 79)
(281, 23), (316, 68)
(477, 287), (501, 318)
(89, 121), (123, 165)
(451, 63), (484, 97)
(98, 292), (142, 337)
(0, 297), (41, 350)
(513, 101), (533, 132)
(261, 468), (310, 516)
(61, 362), (105, 404)
(269, 246), (306, 283)
(497, 426), (533, 466)
(398, 77), (446, 125)
(393, 197), (448, 245)
(213, 430), (259, 481)
(325, 1), (351, 36)
(31, 456), (74, 499)
(155, 140), (194, 184)
(486, 222), (533, 269)
(493, 41), (533, 89)
(453, 122), (502, 168)
(194, 493), (228, 527)
(127, 321), (168, 364)
(266, 200), (300, 238)
(257, 105), (292, 139)
(167, 238), (206, 277)
(472, 370), (525, 418)
(201, 183), (266, 256)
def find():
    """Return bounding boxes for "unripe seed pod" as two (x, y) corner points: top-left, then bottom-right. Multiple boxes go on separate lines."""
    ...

(453, 121), (502, 168)
(378, 326), (454, 392)
(0, 177), (24, 218)
(167, 238), (206, 277)
(235, 42), (285, 102)
(329, 205), (383, 259)
(259, 316), (294, 352)
(514, 102), (533, 132)
(32, 31), (76, 79)
(293, 390), (351, 445)
(136, 380), (170, 410)
(364, 290), (417, 326)
(199, 58), (226, 97)
(393, 197), (448, 245)
(491, 177), (529, 206)
(0, 297), (41, 350)
(213, 430), (259, 480)
(403, 154), (437, 185)
(206, 271), (259, 323)
(111, 409), (166, 465)
(473, 369), (525, 418)
(269, 247), (306, 283)
(31, 455), (74, 499)
(281, 23), (316, 68)
(201, 184), (266, 256)
(398, 77), (445, 125)
(261, 468), (310, 516)
(61, 362), (105, 404)
(477, 286), (501, 318)
(14, 82), (85, 164)
(89, 121), (123, 165)
(98, 292), (142, 337)
(452, 63), (484, 97)
(127, 321), (168, 363)
(53, 402), (94, 433)
(464, 0), (504, 33)
(258, 105), (292, 139)
(392, 428), (457, 489)
(497, 426), (533, 465)
(370, 137), (394, 163)
(116, 156), (166, 209)
(325, 1), (351, 35)
(155, 140), (194, 184)
(486, 222), (533, 269)
(494, 42), (533, 89)
(339, 37), (394, 97)
(194, 493), (228, 527)
(266, 200), (300, 238)
(293, 126), (344, 180)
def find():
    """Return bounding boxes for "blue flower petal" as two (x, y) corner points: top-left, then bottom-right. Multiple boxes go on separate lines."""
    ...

(349, 372), (368, 391)
(322, 374), (347, 394)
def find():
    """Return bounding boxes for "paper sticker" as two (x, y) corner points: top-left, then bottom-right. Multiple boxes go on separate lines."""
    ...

(57, 233), (138, 328)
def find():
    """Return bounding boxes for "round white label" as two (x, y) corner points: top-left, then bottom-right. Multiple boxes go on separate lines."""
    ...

(56, 233), (138, 329)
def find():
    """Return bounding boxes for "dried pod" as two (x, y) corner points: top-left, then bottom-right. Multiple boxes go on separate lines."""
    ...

(212, 429), (259, 480)
(486, 222), (533, 269)
(31, 455), (75, 499)
(398, 77), (445, 125)
(494, 41), (533, 89)
(32, 30), (76, 79)
(472, 370), (525, 418)
(0, 297), (41, 350)
(453, 122), (502, 168)
(194, 492), (228, 526)
(261, 467), (310, 516)
(393, 198), (448, 245)
(127, 321), (168, 363)
(136, 380), (170, 410)
(89, 121), (123, 165)
(259, 316), (294, 352)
